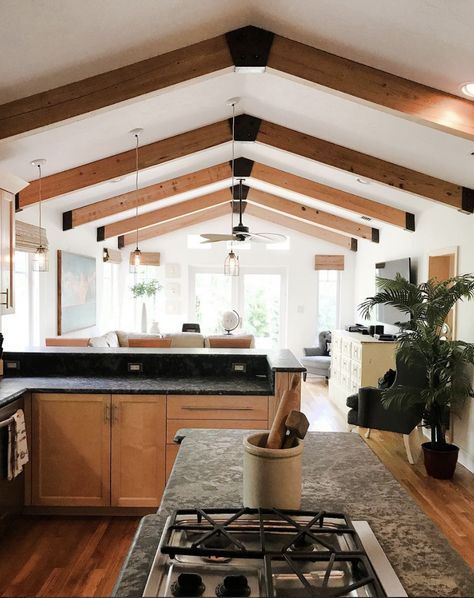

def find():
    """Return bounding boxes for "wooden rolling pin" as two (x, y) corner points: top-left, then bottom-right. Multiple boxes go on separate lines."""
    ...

(266, 375), (300, 449)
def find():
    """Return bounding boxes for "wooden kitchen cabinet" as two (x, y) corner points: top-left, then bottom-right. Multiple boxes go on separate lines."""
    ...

(32, 393), (111, 507)
(31, 393), (167, 508)
(111, 394), (166, 507)
(0, 191), (15, 315)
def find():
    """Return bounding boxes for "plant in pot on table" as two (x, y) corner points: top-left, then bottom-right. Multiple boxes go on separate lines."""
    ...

(359, 273), (474, 479)
(130, 279), (162, 333)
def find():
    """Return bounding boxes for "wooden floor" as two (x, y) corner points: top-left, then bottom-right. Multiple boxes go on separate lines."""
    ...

(0, 379), (472, 597)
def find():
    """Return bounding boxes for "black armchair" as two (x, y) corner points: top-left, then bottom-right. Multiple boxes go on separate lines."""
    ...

(347, 354), (426, 463)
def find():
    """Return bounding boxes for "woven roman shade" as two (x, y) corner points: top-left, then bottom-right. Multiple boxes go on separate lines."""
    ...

(16, 220), (49, 253)
(129, 251), (160, 266)
(314, 255), (345, 270)
(103, 247), (122, 264)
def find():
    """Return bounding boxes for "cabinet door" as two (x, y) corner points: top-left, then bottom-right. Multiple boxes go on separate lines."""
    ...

(32, 393), (111, 507)
(111, 395), (166, 507)
(0, 192), (15, 315)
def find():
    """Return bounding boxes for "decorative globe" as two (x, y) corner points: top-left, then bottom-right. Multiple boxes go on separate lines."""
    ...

(222, 310), (240, 334)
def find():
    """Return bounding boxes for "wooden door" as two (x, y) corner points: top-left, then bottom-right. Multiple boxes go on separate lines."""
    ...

(0, 191), (15, 315)
(428, 250), (457, 339)
(111, 395), (166, 507)
(32, 394), (111, 507)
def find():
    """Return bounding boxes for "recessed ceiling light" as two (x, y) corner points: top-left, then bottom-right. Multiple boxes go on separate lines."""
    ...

(356, 177), (370, 185)
(460, 82), (474, 98)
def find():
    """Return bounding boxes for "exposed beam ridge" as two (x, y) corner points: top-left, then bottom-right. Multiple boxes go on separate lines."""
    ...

(257, 119), (472, 211)
(248, 188), (378, 241)
(267, 34), (474, 141)
(19, 121), (231, 208)
(98, 189), (230, 241)
(251, 162), (414, 230)
(63, 162), (232, 229)
(0, 35), (233, 140)
(118, 203), (229, 248)
(246, 203), (357, 251)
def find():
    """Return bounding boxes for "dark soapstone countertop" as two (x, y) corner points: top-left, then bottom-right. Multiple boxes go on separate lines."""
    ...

(3, 347), (305, 372)
(0, 376), (272, 409)
(114, 429), (474, 598)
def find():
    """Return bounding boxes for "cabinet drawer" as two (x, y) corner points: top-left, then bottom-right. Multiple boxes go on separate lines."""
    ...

(351, 342), (362, 363)
(167, 395), (268, 421)
(167, 419), (266, 444)
(342, 338), (352, 357)
(351, 362), (361, 385)
(341, 357), (351, 375)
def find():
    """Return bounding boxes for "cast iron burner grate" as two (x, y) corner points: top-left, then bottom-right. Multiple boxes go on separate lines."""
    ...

(159, 508), (386, 596)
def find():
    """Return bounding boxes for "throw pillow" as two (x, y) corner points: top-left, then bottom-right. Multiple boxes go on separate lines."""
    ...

(378, 368), (396, 389)
(325, 341), (332, 356)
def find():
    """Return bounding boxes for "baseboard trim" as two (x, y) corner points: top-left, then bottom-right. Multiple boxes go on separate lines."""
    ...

(458, 447), (474, 473)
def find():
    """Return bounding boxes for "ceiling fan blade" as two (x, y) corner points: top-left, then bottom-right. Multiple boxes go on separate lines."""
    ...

(249, 233), (288, 244)
(200, 233), (237, 244)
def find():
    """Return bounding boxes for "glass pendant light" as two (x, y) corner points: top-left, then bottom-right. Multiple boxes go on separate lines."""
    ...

(224, 249), (240, 276)
(31, 159), (49, 272)
(224, 98), (240, 276)
(129, 128), (144, 273)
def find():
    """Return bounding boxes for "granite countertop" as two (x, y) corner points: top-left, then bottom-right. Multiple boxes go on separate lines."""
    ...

(114, 429), (474, 597)
(3, 347), (305, 372)
(0, 376), (272, 409)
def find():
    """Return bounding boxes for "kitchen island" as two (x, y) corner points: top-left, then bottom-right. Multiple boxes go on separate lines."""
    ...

(114, 429), (474, 597)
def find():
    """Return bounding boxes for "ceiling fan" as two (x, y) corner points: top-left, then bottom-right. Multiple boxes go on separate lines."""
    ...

(200, 179), (287, 244)
(200, 97), (287, 246)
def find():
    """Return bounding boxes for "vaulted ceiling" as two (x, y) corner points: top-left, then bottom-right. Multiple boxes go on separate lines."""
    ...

(1, 0), (473, 252)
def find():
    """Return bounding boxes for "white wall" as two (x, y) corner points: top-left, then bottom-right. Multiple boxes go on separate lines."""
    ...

(116, 213), (356, 357)
(354, 203), (474, 472)
(15, 204), (106, 342)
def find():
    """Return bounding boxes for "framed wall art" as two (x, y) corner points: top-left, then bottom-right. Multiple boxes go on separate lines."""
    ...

(57, 250), (97, 335)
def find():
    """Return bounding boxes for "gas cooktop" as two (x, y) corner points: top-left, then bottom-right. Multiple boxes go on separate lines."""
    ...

(143, 508), (407, 597)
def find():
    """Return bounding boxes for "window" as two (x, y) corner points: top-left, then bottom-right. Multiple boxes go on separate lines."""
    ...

(2, 251), (39, 347)
(125, 265), (163, 332)
(189, 267), (287, 347)
(316, 270), (340, 334)
(101, 262), (120, 331)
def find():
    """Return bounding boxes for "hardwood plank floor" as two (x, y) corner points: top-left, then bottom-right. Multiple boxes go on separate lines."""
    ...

(0, 379), (472, 597)
(0, 516), (139, 597)
(303, 376), (474, 569)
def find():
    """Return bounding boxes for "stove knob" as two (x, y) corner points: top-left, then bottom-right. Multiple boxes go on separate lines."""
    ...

(171, 573), (205, 597)
(216, 574), (250, 597)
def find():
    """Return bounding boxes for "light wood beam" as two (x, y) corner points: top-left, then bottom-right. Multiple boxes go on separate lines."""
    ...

(64, 162), (232, 229)
(256, 120), (473, 212)
(246, 203), (357, 251)
(99, 189), (230, 240)
(18, 121), (231, 208)
(118, 203), (229, 247)
(252, 162), (414, 230)
(0, 35), (232, 140)
(248, 188), (378, 241)
(268, 34), (474, 141)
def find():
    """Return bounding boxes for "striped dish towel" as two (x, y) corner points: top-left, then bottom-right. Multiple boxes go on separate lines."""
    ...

(7, 409), (29, 480)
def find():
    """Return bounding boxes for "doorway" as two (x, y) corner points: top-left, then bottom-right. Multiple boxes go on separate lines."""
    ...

(428, 247), (458, 340)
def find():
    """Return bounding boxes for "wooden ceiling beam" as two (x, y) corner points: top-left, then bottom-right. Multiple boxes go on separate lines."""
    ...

(98, 189), (230, 240)
(0, 35), (233, 140)
(251, 162), (414, 230)
(246, 203), (357, 251)
(18, 121), (231, 208)
(267, 34), (474, 141)
(248, 188), (378, 241)
(63, 162), (232, 229)
(256, 119), (473, 212)
(118, 203), (229, 248)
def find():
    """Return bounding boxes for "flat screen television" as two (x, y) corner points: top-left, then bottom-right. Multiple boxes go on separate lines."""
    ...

(375, 258), (412, 327)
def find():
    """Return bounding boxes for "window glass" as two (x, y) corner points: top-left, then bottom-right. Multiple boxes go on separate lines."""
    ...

(242, 273), (281, 348)
(194, 272), (232, 334)
(317, 270), (340, 334)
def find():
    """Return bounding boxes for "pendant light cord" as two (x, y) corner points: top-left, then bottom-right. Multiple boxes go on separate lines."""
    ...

(230, 102), (235, 236)
(134, 132), (140, 250)
(37, 164), (42, 248)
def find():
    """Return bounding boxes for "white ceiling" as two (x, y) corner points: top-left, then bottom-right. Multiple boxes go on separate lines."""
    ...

(1, 0), (474, 245)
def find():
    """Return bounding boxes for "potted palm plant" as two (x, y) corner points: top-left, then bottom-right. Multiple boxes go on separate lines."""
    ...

(359, 273), (474, 479)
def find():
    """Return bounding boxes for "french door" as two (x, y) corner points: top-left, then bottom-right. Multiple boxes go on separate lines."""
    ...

(189, 267), (287, 348)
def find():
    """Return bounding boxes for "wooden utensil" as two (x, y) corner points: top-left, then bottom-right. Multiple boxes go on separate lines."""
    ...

(266, 375), (300, 449)
(282, 410), (309, 448)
